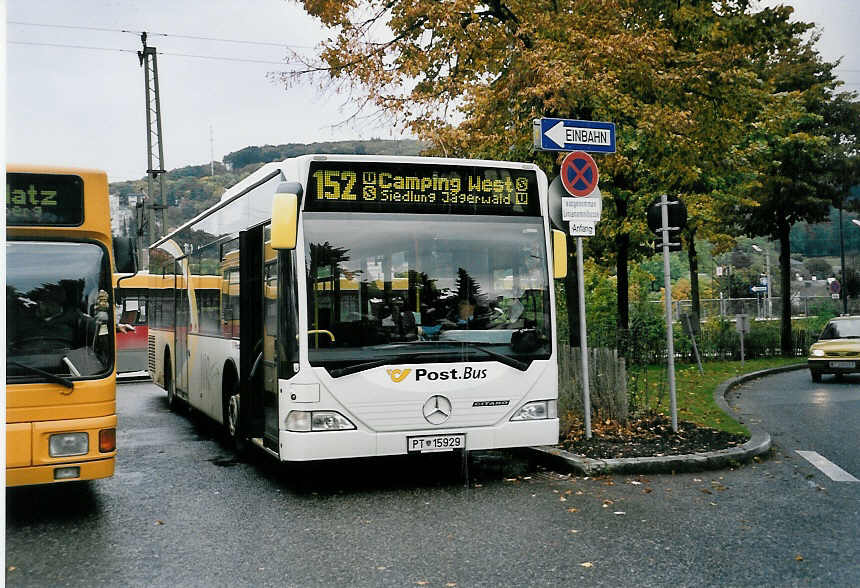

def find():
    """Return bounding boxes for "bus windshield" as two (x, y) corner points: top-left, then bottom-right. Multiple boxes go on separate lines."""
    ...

(304, 213), (551, 375)
(6, 241), (115, 382)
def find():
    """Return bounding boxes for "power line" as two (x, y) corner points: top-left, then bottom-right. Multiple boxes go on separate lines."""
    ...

(159, 51), (287, 65)
(8, 20), (314, 49)
(8, 20), (132, 35)
(153, 31), (313, 50)
(8, 40), (291, 65)
(9, 40), (136, 54)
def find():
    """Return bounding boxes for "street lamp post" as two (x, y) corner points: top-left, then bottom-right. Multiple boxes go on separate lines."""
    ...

(850, 219), (860, 314)
(839, 204), (848, 315)
(752, 244), (772, 319)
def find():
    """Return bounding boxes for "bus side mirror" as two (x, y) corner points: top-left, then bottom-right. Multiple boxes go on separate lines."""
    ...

(552, 230), (567, 279)
(271, 188), (299, 250)
(113, 237), (138, 273)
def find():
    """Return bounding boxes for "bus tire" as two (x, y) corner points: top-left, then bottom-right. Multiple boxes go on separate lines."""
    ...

(810, 369), (822, 383)
(165, 350), (178, 411)
(222, 365), (246, 454)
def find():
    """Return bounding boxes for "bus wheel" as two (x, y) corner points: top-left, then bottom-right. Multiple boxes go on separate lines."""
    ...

(165, 353), (178, 411)
(223, 373), (246, 454)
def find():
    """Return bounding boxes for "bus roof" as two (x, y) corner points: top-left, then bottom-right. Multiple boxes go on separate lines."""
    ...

(7, 163), (108, 176)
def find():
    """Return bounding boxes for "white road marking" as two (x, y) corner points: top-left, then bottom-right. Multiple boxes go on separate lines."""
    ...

(796, 451), (860, 482)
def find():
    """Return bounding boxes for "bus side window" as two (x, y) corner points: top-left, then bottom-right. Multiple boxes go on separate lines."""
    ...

(220, 238), (240, 339)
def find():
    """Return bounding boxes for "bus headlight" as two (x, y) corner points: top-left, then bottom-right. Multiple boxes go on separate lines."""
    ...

(811, 349), (825, 357)
(49, 432), (89, 457)
(285, 411), (356, 432)
(510, 400), (557, 421)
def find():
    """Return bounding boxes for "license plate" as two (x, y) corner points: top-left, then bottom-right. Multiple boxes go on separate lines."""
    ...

(829, 361), (855, 369)
(407, 434), (465, 453)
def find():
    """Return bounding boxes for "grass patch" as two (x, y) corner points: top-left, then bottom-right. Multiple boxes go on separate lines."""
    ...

(628, 357), (803, 436)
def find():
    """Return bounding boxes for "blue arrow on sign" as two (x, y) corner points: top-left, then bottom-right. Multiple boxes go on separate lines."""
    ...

(533, 118), (616, 153)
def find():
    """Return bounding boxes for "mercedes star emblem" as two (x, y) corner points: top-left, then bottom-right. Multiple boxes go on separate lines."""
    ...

(422, 395), (452, 425)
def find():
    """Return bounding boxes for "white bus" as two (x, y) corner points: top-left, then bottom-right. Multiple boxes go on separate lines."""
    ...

(147, 155), (567, 461)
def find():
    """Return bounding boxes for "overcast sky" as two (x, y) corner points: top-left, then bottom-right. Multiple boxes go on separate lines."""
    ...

(5, 0), (860, 182)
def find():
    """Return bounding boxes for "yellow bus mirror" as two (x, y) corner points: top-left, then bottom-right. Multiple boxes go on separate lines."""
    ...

(552, 229), (567, 279)
(271, 193), (298, 250)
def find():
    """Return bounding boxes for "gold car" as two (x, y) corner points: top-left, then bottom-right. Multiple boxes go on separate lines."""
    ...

(808, 316), (860, 382)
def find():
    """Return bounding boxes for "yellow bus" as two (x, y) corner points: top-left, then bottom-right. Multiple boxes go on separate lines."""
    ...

(5, 165), (130, 486)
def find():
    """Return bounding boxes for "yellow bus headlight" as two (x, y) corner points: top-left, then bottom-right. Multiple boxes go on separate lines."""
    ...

(49, 432), (89, 457)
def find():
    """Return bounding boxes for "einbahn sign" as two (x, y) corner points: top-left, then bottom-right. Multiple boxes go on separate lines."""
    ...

(533, 118), (616, 153)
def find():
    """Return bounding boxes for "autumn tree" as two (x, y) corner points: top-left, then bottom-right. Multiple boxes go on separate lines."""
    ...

(278, 0), (852, 352)
(737, 23), (859, 355)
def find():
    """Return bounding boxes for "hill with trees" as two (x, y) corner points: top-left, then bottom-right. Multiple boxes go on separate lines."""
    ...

(222, 138), (424, 171)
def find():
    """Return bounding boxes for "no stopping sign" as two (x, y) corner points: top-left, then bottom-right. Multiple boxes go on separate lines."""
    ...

(560, 151), (599, 197)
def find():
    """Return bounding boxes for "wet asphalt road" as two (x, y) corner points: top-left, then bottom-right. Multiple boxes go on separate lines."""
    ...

(731, 369), (860, 479)
(6, 374), (859, 587)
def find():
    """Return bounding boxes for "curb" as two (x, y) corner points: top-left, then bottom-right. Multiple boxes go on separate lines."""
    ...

(527, 363), (807, 475)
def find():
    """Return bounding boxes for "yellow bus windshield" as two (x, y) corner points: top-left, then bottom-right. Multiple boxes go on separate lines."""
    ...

(6, 240), (116, 382)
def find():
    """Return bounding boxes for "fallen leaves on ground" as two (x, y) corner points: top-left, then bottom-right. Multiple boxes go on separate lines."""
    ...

(561, 413), (749, 459)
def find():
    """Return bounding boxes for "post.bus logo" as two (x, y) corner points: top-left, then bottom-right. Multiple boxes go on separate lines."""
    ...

(386, 368), (412, 383)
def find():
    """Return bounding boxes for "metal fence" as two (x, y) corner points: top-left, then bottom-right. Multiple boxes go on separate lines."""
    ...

(564, 304), (829, 365)
(672, 295), (859, 321)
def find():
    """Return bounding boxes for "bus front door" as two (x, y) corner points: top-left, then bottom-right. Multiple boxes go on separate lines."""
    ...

(262, 250), (280, 447)
(239, 226), (265, 441)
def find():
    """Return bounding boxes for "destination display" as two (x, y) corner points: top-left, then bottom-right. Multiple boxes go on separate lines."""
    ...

(304, 161), (540, 216)
(6, 173), (85, 226)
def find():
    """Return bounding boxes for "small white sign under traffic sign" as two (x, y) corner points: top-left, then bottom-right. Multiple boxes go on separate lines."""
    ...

(562, 196), (602, 221)
(568, 222), (596, 237)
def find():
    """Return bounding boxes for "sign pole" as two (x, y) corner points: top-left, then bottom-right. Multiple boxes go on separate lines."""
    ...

(660, 194), (679, 433)
(735, 314), (749, 368)
(539, 122), (614, 441)
(683, 313), (704, 375)
(576, 236), (592, 439)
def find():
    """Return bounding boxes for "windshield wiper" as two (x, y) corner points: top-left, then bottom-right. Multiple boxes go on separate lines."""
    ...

(329, 353), (424, 378)
(8, 360), (74, 389)
(461, 343), (529, 371)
